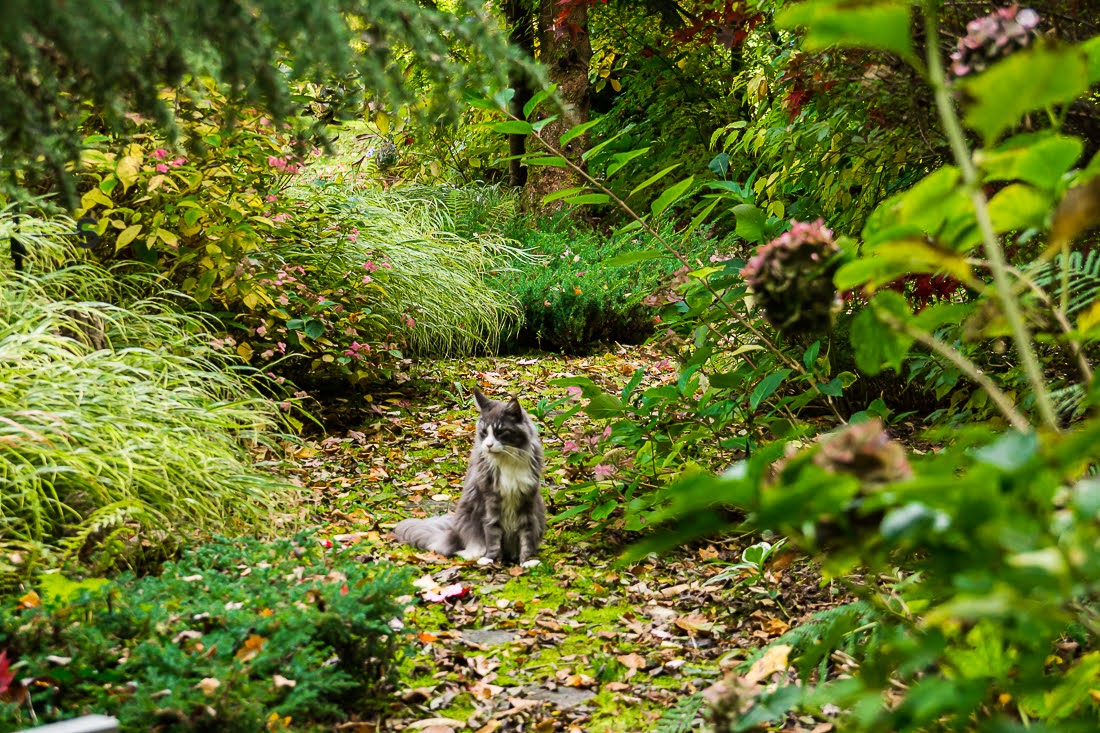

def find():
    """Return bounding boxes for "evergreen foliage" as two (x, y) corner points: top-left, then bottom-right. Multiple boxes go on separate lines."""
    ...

(0, 0), (518, 200)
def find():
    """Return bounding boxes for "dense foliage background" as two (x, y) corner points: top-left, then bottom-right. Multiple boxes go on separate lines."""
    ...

(1, 0), (1099, 730)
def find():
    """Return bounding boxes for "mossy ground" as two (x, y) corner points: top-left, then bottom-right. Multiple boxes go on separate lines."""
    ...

(288, 348), (841, 732)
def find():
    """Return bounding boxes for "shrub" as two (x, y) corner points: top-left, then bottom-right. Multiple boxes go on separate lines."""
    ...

(493, 216), (721, 352)
(72, 92), (529, 383)
(0, 534), (412, 731)
(0, 209), (295, 573)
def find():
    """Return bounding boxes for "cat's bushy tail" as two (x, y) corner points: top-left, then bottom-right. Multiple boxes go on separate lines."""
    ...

(393, 515), (456, 555)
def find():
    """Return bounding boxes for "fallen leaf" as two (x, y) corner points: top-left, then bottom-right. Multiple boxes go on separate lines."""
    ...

(273, 674), (297, 688)
(17, 590), (40, 609)
(196, 677), (221, 696)
(235, 634), (265, 663)
(761, 616), (791, 636)
(604, 681), (631, 692)
(407, 718), (466, 730)
(744, 644), (791, 685)
(423, 583), (469, 603)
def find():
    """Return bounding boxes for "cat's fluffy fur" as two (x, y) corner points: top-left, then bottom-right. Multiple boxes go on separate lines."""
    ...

(393, 389), (546, 565)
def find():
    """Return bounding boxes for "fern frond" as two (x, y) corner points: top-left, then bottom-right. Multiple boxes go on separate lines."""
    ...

(57, 499), (159, 563)
(1030, 250), (1100, 315)
(656, 691), (704, 733)
(742, 600), (878, 670)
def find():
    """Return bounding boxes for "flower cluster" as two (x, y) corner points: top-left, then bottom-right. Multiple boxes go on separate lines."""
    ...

(951, 5), (1041, 78)
(741, 219), (840, 334)
(813, 418), (912, 486)
(267, 155), (301, 174)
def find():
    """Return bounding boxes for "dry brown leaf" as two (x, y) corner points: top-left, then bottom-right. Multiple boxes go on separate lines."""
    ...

(17, 590), (40, 610)
(616, 652), (646, 670)
(761, 617), (791, 636)
(407, 718), (466, 730)
(744, 644), (791, 685)
(235, 634), (265, 663)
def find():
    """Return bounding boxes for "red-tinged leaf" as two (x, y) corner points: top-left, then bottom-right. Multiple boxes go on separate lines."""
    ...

(340, 582), (349, 596)
(0, 651), (14, 694)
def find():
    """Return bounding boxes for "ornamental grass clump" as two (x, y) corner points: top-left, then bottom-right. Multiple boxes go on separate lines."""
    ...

(950, 5), (1041, 77)
(741, 218), (841, 335)
(0, 211), (295, 569)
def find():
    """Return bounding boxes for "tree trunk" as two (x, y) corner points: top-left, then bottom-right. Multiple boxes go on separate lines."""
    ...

(503, 0), (536, 188)
(524, 0), (592, 211)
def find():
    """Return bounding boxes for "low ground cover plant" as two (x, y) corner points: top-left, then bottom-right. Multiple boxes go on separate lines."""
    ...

(0, 534), (412, 731)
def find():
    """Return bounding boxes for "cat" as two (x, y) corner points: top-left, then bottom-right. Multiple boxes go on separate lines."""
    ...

(393, 389), (546, 566)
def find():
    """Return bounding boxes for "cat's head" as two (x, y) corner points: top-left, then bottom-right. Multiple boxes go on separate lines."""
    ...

(473, 389), (536, 458)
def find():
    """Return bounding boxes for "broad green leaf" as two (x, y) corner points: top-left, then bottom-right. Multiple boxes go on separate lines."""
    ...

(607, 148), (650, 178)
(629, 164), (680, 198)
(987, 183), (1051, 233)
(961, 44), (1092, 143)
(115, 154), (142, 190)
(850, 290), (913, 375)
(563, 193), (611, 206)
(978, 134), (1084, 190)
(80, 188), (113, 210)
(777, 0), (913, 58)
(493, 120), (533, 135)
(155, 228), (178, 247)
(581, 126), (633, 162)
(524, 155), (569, 167)
(584, 392), (625, 418)
(750, 369), (793, 411)
(560, 117), (602, 145)
(523, 86), (555, 118)
(1086, 36), (1100, 81)
(651, 176), (695, 217)
(975, 430), (1038, 471)
(733, 203), (766, 242)
(37, 573), (110, 603)
(115, 224), (142, 251)
(542, 186), (587, 204)
(303, 319), (326, 340)
(493, 88), (516, 110)
(803, 340), (821, 370)
(862, 166), (966, 246)
(531, 115), (558, 133)
(604, 250), (664, 267)
(550, 375), (602, 397)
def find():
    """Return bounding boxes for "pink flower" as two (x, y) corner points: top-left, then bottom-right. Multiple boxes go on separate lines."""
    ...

(362, 275), (373, 284)
(593, 464), (615, 478)
(602, 426), (612, 439)
(261, 349), (275, 359)
(276, 341), (286, 354)
(279, 401), (292, 411)
(156, 163), (169, 173)
(562, 440), (581, 454)
(348, 232), (357, 243)
(381, 261), (393, 269)
(170, 157), (186, 167)
(268, 156), (287, 171)
(256, 325), (267, 336)
(363, 261), (378, 272)
(566, 386), (583, 398)
(265, 194), (278, 202)
(154, 148), (168, 159)
(405, 316), (416, 327)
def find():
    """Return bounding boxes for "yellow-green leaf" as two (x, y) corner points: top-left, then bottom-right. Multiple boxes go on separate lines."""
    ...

(116, 224), (142, 251)
(80, 189), (113, 210)
(116, 154), (143, 190)
(156, 228), (179, 247)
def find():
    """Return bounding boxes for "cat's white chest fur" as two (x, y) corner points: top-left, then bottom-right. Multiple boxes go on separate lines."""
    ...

(494, 455), (535, 533)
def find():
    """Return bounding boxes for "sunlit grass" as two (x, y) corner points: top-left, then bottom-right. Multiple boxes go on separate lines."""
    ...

(283, 178), (534, 356)
(0, 209), (296, 569)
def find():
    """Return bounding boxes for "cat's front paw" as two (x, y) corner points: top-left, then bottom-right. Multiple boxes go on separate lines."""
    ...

(476, 556), (496, 566)
(520, 559), (541, 568)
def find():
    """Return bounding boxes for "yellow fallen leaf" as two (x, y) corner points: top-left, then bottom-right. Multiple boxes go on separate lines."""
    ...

(18, 590), (40, 609)
(744, 643), (791, 685)
(236, 634), (265, 662)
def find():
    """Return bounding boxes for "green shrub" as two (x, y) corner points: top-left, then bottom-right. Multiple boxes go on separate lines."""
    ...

(0, 210), (295, 572)
(493, 216), (721, 353)
(0, 534), (412, 731)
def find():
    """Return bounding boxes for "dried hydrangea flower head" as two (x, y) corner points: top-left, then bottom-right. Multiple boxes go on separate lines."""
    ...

(951, 5), (1041, 78)
(740, 218), (841, 334)
(813, 418), (913, 486)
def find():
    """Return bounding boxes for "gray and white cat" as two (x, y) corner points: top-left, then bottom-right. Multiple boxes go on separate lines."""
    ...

(393, 389), (546, 566)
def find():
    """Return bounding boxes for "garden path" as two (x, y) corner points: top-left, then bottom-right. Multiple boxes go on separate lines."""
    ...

(286, 347), (841, 732)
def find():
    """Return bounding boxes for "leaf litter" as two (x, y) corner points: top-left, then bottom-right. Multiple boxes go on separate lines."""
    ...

(283, 346), (850, 732)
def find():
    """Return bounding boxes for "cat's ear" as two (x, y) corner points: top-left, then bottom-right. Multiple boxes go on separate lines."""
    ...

(473, 388), (493, 412)
(505, 397), (523, 416)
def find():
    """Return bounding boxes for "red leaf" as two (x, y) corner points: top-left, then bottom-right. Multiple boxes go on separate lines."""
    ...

(0, 650), (13, 694)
